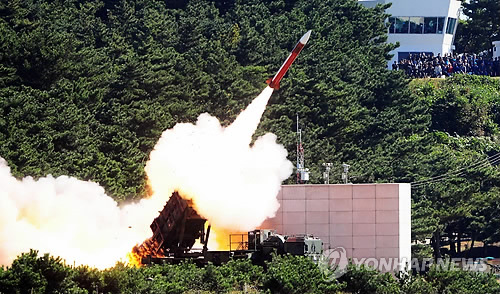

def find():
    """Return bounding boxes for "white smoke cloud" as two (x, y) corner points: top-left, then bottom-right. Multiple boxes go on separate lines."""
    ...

(145, 87), (293, 231)
(0, 157), (165, 268)
(0, 86), (293, 267)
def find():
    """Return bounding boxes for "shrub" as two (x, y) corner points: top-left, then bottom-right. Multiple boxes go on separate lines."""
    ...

(338, 263), (399, 294)
(263, 254), (345, 294)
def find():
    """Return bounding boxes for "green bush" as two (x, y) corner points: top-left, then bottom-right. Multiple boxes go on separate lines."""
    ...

(397, 271), (437, 294)
(73, 265), (104, 293)
(3, 251), (500, 293)
(217, 259), (265, 290)
(263, 254), (345, 294)
(425, 264), (500, 294)
(338, 263), (399, 294)
(0, 250), (86, 294)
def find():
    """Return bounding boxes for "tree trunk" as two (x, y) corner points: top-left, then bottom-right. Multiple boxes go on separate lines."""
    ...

(432, 231), (442, 259)
(449, 232), (456, 256)
(457, 231), (462, 254)
(466, 233), (476, 258)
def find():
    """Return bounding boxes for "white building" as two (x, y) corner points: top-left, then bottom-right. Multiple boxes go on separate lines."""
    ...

(359, 0), (462, 66)
(493, 41), (500, 60)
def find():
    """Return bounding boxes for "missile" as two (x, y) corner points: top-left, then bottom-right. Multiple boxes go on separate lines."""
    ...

(266, 30), (311, 90)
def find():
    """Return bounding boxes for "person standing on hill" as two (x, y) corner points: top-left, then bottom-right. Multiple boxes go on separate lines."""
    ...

(447, 64), (454, 76)
(434, 64), (443, 78)
(392, 61), (399, 71)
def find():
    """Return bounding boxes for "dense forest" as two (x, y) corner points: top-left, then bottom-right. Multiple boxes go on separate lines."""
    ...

(1, 0), (500, 276)
(1, 250), (500, 293)
(0, 0), (405, 200)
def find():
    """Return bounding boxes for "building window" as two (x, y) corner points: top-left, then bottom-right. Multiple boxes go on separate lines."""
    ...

(389, 16), (445, 34)
(395, 17), (410, 34)
(446, 17), (457, 34)
(410, 17), (424, 34)
(388, 17), (395, 33)
(437, 17), (445, 34)
(424, 17), (437, 33)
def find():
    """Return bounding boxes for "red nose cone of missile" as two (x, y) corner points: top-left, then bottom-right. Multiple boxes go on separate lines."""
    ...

(266, 30), (311, 90)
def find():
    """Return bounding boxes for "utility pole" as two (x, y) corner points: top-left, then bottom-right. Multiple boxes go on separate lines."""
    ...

(296, 114), (309, 183)
(341, 163), (350, 184)
(322, 163), (333, 184)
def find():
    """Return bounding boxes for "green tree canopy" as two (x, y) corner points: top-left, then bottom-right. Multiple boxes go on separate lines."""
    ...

(455, 0), (500, 53)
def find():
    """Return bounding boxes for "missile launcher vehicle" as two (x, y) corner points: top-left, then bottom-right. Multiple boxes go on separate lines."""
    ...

(136, 191), (323, 265)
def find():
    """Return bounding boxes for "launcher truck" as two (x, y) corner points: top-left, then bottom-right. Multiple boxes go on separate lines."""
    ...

(135, 191), (323, 265)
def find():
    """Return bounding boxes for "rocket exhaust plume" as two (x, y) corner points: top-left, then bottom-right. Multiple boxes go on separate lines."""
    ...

(145, 86), (293, 232)
(0, 158), (158, 269)
(0, 86), (293, 267)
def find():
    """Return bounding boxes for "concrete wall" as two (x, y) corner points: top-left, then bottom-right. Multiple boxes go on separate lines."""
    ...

(493, 41), (500, 59)
(259, 184), (411, 263)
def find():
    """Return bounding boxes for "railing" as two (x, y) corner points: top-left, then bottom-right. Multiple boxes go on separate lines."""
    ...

(229, 234), (248, 251)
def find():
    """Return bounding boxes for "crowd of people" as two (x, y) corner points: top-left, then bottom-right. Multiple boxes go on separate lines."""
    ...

(392, 53), (500, 78)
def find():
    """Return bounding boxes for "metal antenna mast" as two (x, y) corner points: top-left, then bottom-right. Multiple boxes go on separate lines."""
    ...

(342, 163), (350, 184)
(323, 163), (333, 184)
(296, 114), (309, 183)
